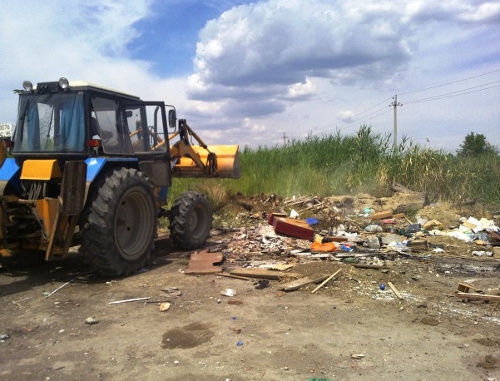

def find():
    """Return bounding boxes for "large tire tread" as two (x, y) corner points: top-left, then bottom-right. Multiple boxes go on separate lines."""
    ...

(170, 191), (212, 250)
(80, 168), (157, 277)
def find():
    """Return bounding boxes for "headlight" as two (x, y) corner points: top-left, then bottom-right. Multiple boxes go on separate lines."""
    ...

(58, 77), (70, 90)
(22, 80), (33, 91)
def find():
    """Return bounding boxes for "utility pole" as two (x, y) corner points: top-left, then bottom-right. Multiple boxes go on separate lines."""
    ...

(390, 95), (402, 152)
(282, 132), (288, 146)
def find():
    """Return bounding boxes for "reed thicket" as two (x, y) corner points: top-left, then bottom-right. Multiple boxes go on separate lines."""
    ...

(169, 126), (500, 208)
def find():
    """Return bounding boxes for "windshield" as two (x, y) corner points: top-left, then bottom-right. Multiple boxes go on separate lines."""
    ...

(14, 92), (85, 153)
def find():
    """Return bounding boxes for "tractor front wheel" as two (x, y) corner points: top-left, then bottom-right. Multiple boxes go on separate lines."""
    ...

(169, 191), (212, 250)
(80, 168), (157, 276)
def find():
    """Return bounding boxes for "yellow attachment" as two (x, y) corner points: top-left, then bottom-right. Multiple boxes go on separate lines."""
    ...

(174, 145), (240, 178)
(21, 160), (62, 180)
(35, 199), (59, 238)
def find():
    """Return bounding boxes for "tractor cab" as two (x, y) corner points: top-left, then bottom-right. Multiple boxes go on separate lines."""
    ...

(12, 77), (176, 161)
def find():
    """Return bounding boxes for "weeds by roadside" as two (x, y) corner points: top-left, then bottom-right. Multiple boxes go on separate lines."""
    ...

(168, 125), (500, 209)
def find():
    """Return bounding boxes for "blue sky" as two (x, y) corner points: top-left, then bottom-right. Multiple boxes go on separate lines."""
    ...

(0, 0), (499, 151)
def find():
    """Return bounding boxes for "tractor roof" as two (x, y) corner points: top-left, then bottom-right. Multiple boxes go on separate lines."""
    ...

(33, 80), (141, 100)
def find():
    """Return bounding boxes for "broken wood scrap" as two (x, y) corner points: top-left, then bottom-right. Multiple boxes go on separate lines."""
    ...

(285, 196), (309, 205)
(456, 292), (500, 302)
(279, 275), (330, 292)
(370, 210), (393, 220)
(311, 269), (342, 294)
(352, 264), (390, 270)
(298, 201), (323, 213)
(218, 273), (253, 281)
(387, 282), (403, 300)
(185, 250), (224, 275)
(109, 297), (151, 305)
(456, 283), (482, 293)
(230, 268), (300, 280)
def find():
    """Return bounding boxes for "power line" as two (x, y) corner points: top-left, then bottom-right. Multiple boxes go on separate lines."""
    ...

(313, 67), (500, 138)
(399, 68), (500, 96)
(404, 81), (500, 104)
(351, 97), (392, 118)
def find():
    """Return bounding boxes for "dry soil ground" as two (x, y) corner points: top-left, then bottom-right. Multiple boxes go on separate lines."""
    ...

(0, 228), (499, 381)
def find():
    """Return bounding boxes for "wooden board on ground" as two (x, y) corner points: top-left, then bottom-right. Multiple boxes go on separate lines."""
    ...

(352, 264), (390, 270)
(311, 269), (342, 294)
(185, 250), (224, 275)
(457, 283), (481, 293)
(230, 268), (300, 280)
(387, 281), (403, 300)
(370, 210), (393, 220)
(279, 275), (330, 292)
(456, 292), (500, 302)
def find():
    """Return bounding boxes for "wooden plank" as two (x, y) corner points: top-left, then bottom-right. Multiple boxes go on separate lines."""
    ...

(387, 281), (403, 300)
(311, 269), (342, 294)
(217, 273), (252, 281)
(370, 210), (393, 220)
(456, 283), (481, 293)
(351, 263), (388, 270)
(456, 292), (500, 302)
(230, 268), (300, 280)
(279, 275), (329, 292)
(185, 250), (224, 275)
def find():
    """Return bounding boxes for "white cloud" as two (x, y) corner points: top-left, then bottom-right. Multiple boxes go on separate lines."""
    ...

(285, 78), (316, 100)
(337, 110), (355, 123)
(0, 0), (180, 123)
(0, 0), (498, 152)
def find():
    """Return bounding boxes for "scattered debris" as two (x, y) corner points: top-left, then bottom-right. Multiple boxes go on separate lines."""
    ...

(218, 273), (252, 281)
(44, 274), (80, 299)
(161, 287), (182, 297)
(221, 289), (237, 297)
(387, 282), (404, 300)
(185, 249), (224, 274)
(457, 293), (500, 302)
(421, 317), (440, 326)
(279, 275), (330, 292)
(311, 269), (342, 294)
(472, 251), (493, 257)
(351, 353), (365, 359)
(269, 212), (315, 240)
(85, 317), (99, 325)
(159, 302), (172, 312)
(230, 268), (300, 280)
(108, 297), (151, 305)
(254, 279), (270, 289)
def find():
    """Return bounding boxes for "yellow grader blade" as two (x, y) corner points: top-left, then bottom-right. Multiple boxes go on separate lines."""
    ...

(169, 119), (240, 179)
(172, 144), (240, 178)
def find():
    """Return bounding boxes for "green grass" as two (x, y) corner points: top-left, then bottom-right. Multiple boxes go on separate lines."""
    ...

(168, 125), (500, 208)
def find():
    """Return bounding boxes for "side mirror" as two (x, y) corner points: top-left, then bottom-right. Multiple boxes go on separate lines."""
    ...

(168, 109), (177, 128)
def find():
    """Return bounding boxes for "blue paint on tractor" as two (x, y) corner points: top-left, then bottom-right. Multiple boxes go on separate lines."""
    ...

(0, 158), (20, 181)
(85, 157), (139, 182)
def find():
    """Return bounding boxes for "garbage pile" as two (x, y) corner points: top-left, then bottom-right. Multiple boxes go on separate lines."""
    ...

(210, 192), (500, 268)
(184, 191), (500, 309)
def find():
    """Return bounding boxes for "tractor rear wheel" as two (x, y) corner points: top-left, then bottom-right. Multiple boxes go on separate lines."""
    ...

(169, 191), (212, 250)
(80, 168), (157, 276)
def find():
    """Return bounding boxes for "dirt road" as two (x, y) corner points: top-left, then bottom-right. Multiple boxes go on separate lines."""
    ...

(0, 231), (499, 381)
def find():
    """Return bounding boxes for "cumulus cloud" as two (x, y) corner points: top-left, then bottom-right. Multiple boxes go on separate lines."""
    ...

(0, 0), (497, 149)
(187, 0), (498, 123)
(0, 0), (183, 122)
(188, 0), (415, 102)
(337, 110), (355, 123)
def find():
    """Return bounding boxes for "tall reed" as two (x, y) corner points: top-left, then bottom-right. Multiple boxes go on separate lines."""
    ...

(168, 126), (500, 207)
